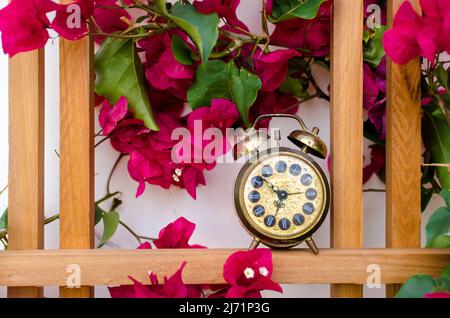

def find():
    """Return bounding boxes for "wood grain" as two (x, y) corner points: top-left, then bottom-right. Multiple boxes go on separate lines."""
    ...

(330, 0), (364, 298)
(0, 249), (448, 287)
(385, 0), (422, 298)
(7, 50), (45, 298)
(59, 33), (94, 298)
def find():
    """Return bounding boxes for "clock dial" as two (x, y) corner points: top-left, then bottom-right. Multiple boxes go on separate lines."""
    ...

(238, 150), (328, 241)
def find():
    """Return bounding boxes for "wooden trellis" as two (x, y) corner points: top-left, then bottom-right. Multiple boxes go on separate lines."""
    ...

(2, 0), (449, 298)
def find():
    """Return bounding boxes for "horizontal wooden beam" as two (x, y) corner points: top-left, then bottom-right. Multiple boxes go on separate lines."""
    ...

(0, 249), (448, 287)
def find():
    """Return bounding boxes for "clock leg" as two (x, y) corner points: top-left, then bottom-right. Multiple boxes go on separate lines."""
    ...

(305, 237), (319, 255)
(249, 238), (260, 250)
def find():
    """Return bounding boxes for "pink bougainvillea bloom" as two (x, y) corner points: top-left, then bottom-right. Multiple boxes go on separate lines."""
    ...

(177, 165), (207, 200)
(99, 96), (128, 136)
(424, 292), (450, 298)
(363, 59), (387, 140)
(93, 1), (131, 44)
(363, 145), (385, 183)
(223, 249), (282, 298)
(255, 49), (301, 92)
(383, 1), (422, 64)
(270, 1), (331, 57)
(142, 32), (196, 99)
(175, 99), (239, 169)
(193, 0), (247, 30)
(109, 119), (150, 153)
(109, 262), (202, 298)
(271, 19), (330, 57)
(153, 217), (205, 249)
(0, 0), (56, 56)
(127, 148), (173, 197)
(51, 0), (94, 41)
(250, 91), (299, 128)
(146, 48), (195, 99)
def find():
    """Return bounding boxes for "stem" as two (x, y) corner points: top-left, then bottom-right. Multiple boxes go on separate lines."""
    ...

(435, 94), (450, 127)
(96, 191), (121, 205)
(261, 0), (269, 36)
(107, 154), (126, 195)
(95, 136), (110, 148)
(306, 68), (330, 101)
(119, 220), (143, 244)
(0, 184), (8, 197)
(363, 189), (386, 193)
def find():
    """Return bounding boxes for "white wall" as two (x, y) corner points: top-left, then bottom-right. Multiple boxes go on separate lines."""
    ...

(0, 0), (443, 298)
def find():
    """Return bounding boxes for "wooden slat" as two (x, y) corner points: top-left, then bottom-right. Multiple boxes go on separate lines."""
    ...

(0, 249), (448, 287)
(386, 0), (422, 298)
(330, 0), (364, 298)
(7, 50), (45, 298)
(59, 32), (94, 298)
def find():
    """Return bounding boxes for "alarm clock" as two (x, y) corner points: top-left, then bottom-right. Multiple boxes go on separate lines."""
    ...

(233, 114), (330, 254)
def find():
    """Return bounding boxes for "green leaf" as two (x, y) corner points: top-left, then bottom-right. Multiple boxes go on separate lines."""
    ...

(95, 37), (158, 131)
(156, 1), (219, 61)
(187, 60), (262, 126)
(440, 189), (450, 209)
(94, 205), (104, 226)
(422, 110), (450, 189)
(0, 208), (7, 230)
(396, 275), (437, 298)
(421, 186), (433, 212)
(98, 211), (120, 247)
(363, 26), (387, 67)
(435, 277), (450, 292)
(171, 35), (194, 65)
(441, 264), (450, 279)
(426, 207), (450, 247)
(270, 0), (326, 23)
(428, 235), (450, 248)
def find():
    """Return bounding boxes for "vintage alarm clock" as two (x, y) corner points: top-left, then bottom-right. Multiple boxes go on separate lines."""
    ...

(233, 114), (330, 254)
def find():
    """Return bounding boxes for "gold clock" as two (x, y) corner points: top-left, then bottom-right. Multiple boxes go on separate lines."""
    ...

(233, 114), (331, 254)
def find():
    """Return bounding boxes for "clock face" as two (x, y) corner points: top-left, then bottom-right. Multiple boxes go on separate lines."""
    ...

(235, 149), (330, 245)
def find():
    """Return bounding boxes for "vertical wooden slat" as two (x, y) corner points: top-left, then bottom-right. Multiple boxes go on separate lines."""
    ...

(330, 0), (364, 298)
(8, 50), (45, 298)
(386, 0), (422, 298)
(59, 32), (94, 297)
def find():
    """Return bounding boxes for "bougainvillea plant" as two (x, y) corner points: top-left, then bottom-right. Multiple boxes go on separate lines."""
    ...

(0, 0), (449, 298)
(108, 217), (283, 298)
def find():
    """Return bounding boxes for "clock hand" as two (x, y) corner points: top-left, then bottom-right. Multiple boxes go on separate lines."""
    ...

(263, 178), (279, 193)
(287, 191), (304, 196)
(274, 200), (285, 218)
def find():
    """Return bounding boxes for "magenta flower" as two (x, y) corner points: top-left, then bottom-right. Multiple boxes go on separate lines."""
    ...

(153, 217), (205, 249)
(109, 262), (202, 298)
(383, 0), (450, 64)
(363, 59), (387, 140)
(141, 32), (196, 99)
(363, 145), (385, 183)
(99, 96), (128, 136)
(109, 119), (150, 153)
(255, 49), (301, 92)
(0, 0), (56, 57)
(223, 249), (283, 298)
(193, 0), (247, 30)
(93, 0), (131, 44)
(175, 99), (240, 169)
(51, 0), (93, 41)
(383, 1), (423, 64)
(127, 148), (173, 197)
(270, 1), (331, 57)
(424, 292), (450, 298)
